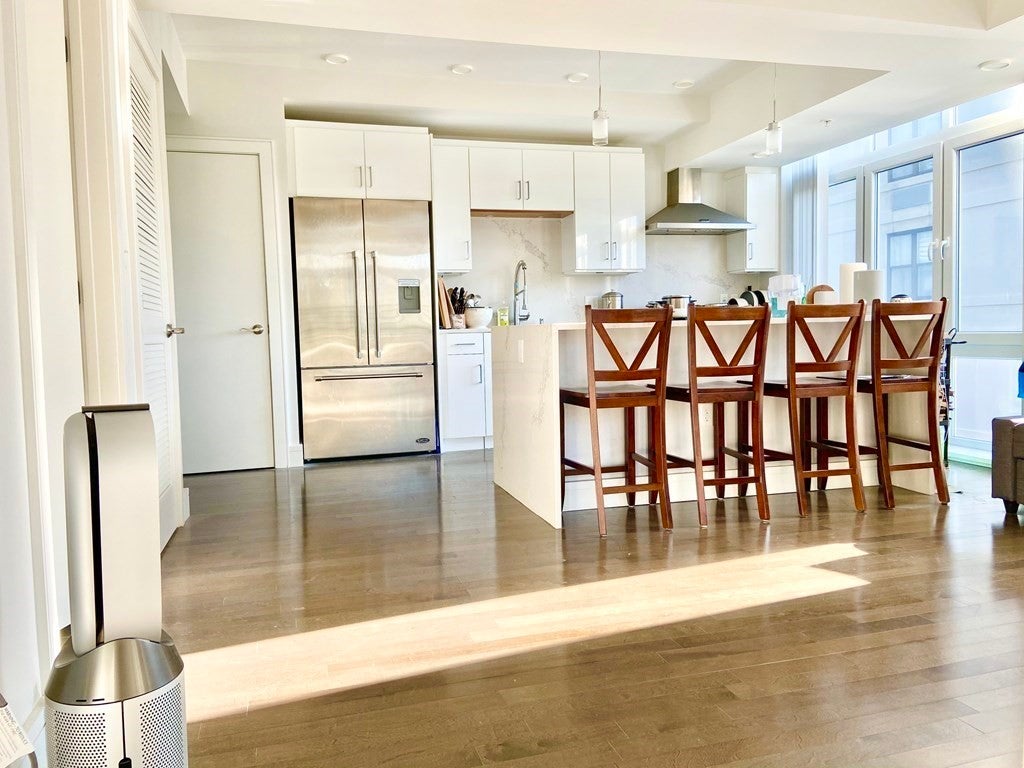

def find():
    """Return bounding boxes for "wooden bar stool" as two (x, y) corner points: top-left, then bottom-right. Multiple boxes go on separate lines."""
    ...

(854, 298), (950, 509)
(663, 304), (771, 528)
(757, 301), (867, 517)
(559, 305), (674, 537)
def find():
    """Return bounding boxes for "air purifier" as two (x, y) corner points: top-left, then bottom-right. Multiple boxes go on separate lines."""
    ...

(45, 405), (187, 768)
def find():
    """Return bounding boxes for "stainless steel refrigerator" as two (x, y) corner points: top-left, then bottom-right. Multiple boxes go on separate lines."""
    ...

(293, 197), (436, 460)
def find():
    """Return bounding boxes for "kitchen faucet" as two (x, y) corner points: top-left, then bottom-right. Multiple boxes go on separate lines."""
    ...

(512, 259), (530, 325)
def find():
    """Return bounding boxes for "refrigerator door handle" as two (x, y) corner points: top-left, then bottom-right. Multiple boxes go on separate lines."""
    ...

(314, 372), (424, 382)
(369, 250), (381, 358)
(351, 251), (363, 358)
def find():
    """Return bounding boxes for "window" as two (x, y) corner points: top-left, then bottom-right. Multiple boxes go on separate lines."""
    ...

(956, 85), (1024, 124)
(824, 178), (857, 289)
(885, 228), (932, 299)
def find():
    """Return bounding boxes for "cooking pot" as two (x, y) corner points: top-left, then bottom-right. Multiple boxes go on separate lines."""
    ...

(600, 291), (624, 309)
(661, 295), (694, 318)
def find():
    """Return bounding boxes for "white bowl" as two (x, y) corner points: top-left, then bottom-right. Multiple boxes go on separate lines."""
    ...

(464, 306), (493, 328)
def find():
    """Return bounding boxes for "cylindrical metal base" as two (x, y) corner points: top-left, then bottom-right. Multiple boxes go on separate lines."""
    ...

(45, 632), (187, 768)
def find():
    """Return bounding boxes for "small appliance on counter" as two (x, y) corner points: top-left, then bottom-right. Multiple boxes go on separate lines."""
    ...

(767, 274), (805, 316)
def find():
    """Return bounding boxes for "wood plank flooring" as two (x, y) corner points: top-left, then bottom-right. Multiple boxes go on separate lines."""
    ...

(161, 454), (1024, 767)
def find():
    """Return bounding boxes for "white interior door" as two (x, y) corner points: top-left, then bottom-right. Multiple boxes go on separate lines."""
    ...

(167, 150), (275, 474)
(128, 32), (183, 548)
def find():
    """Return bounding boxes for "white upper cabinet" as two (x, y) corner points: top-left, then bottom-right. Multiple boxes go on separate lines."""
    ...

(562, 150), (645, 274)
(609, 153), (646, 272)
(521, 150), (574, 211)
(469, 147), (523, 209)
(432, 146), (473, 273)
(363, 131), (432, 200)
(469, 146), (573, 211)
(291, 125), (366, 198)
(288, 121), (431, 200)
(724, 167), (779, 273)
(565, 152), (611, 271)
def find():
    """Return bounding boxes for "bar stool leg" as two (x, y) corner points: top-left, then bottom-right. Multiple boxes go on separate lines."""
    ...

(625, 408), (637, 508)
(588, 404), (608, 537)
(800, 398), (812, 493)
(647, 406), (659, 506)
(737, 402), (750, 498)
(751, 397), (770, 522)
(816, 397), (829, 491)
(927, 388), (951, 504)
(655, 403), (673, 530)
(844, 391), (866, 512)
(689, 399), (709, 528)
(713, 403), (726, 499)
(787, 393), (809, 518)
(872, 388), (896, 509)
(560, 401), (567, 510)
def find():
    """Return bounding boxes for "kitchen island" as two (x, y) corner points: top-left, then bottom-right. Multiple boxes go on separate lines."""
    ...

(491, 317), (939, 529)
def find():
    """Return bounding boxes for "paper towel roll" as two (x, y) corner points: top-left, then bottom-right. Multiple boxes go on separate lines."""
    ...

(839, 262), (867, 303)
(814, 289), (838, 305)
(853, 269), (885, 303)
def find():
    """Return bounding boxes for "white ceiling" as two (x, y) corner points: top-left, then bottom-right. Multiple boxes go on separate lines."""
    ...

(147, 0), (1024, 166)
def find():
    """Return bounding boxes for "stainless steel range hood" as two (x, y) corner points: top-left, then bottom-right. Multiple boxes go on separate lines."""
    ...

(645, 168), (754, 235)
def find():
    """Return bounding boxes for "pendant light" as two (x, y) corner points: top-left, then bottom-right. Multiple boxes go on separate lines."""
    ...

(592, 51), (609, 146)
(764, 63), (782, 156)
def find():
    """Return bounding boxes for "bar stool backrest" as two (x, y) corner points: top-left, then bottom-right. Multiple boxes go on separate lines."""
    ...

(584, 305), (674, 399)
(871, 298), (947, 377)
(686, 304), (771, 389)
(787, 301), (866, 388)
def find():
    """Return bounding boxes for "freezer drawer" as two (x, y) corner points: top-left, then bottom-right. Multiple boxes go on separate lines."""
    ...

(301, 365), (436, 459)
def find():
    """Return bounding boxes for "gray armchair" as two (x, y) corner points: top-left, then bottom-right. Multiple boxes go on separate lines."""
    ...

(992, 416), (1024, 514)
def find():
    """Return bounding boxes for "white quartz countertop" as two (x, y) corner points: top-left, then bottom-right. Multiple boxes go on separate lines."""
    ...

(438, 327), (492, 334)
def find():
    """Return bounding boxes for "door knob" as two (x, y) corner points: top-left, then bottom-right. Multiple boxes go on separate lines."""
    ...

(165, 323), (185, 338)
(241, 324), (265, 335)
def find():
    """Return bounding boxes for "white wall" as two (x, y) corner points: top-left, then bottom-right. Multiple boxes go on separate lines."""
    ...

(1, 0), (86, 754)
(457, 216), (756, 323)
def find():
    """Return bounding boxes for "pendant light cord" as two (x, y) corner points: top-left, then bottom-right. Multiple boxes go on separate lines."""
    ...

(598, 50), (603, 111)
(772, 63), (777, 123)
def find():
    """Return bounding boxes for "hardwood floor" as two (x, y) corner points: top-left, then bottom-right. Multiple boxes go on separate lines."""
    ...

(162, 455), (1024, 767)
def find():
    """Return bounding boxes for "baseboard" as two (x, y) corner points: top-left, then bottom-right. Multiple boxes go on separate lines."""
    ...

(25, 695), (46, 765)
(181, 487), (190, 524)
(287, 443), (304, 467)
(440, 436), (488, 453)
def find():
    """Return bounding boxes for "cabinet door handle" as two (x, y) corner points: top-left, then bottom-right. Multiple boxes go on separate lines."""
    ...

(602, 242), (610, 261)
(476, 364), (483, 384)
(368, 165), (374, 189)
(464, 240), (471, 261)
(525, 180), (531, 200)
(612, 241), (618, 263)
(515, 180), (522, 200)
(747, 242), (754, 262)
(358, 166), (364, 188)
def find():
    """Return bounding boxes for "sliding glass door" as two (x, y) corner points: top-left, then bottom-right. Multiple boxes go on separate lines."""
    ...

(943, 127), (1024, 458)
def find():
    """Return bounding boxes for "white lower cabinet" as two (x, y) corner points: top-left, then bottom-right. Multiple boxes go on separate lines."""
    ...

(438, 331), (493, 451)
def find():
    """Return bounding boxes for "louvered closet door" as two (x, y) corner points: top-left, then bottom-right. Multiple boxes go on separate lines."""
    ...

(128, 33), (182, 548)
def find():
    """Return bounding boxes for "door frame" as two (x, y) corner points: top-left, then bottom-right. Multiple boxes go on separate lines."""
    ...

(166, 136), (289, 468)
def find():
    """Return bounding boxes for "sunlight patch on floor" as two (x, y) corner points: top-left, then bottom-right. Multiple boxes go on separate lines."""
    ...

(183, 543), (869, 722)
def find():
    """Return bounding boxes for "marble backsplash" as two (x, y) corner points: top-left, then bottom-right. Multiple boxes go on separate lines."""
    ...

(445, 216), (764, 324)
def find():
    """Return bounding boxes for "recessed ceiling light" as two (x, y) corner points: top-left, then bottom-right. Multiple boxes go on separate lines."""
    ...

(751, 150), (770, 159)
(672, 80), (695, 90)
(322, 53), (349, 65)
(449, 64), (474, 75)
(822, 119), (833, 128)
(566, 72), (589, 84)
(978, 58), (1012, 71)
